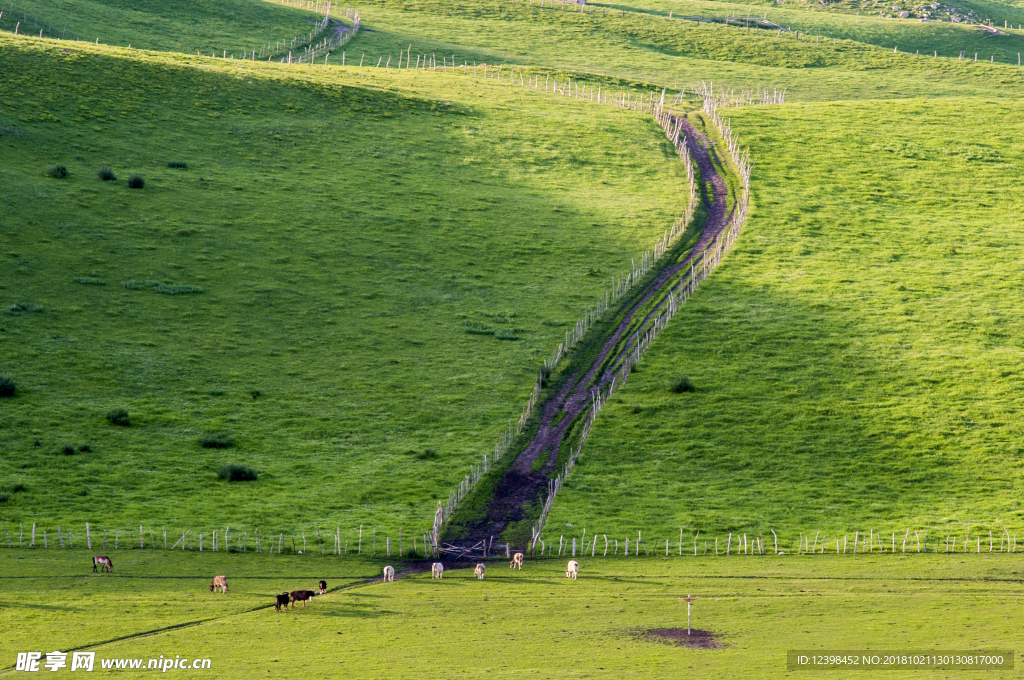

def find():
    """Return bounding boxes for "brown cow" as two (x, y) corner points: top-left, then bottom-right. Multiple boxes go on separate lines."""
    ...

(209, 575), (228, 593)
(92, 556), (113, 573)
(289, 590), (316, 608)
(274, 592), (290, 612)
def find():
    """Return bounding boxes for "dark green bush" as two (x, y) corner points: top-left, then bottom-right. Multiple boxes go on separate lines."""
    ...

(201, 434), (235, 449)
(61, 444), (76, 455)
(127, 175), (145, 189)
(250, 389), (262, 399)
(106, 408), (130, 426)
(167, 161), (188, 169)
(416, 448), (439, 461)
(45, 165), (68, 179)
(98, 166), (117, 181)
(669, 376), (696, 393)
(0, 376), (14, 398)
(9, 303), (43, 313)
(4, 483), (27, 493)
(217, 464), (257, 482)
(0, 493), (9, 504)
(78, 445), (91, 453)
(146, 280), (203, 295)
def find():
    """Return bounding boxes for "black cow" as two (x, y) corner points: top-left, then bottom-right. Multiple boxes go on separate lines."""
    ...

(290, 590), (317, 608)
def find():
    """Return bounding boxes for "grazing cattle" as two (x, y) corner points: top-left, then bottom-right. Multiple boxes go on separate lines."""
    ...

(92, 556), (113, 573)
(431, 562), (444, 579)
(565, 560), (579, 580)
(318, 580), (327, 595)
(510, 552), (524, 570)
(274, 592), (290, 612)
(209, 575), (228, 593)
(474, 563), (486, 580)
(383, 566), (395, 583)
(289, 590), (317, 608)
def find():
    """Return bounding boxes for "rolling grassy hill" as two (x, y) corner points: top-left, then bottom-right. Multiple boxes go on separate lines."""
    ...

(0, 0), (318, 54)
(349, 0), (1024, 101)
(0, 35), (690, 534)
(543, 95), (1024, 543)
(1, 0), (1023, 550)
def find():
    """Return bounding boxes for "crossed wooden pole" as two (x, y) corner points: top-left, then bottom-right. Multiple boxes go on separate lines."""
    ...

(679, 594), (700, 635)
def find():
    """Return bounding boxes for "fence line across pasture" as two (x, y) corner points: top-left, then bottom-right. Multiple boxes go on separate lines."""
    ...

(0, 520), (445, 559)
(0, 1), (359, 65)
(2, 520), (1019, 560)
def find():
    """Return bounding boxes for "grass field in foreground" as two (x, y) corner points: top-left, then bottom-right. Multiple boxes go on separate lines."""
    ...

(1, 551), (1022, 678)
(0, 35), (689, 531)
(543, 95), (1024, 541)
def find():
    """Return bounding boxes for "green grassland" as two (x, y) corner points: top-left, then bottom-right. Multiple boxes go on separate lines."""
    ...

(544, 95), (1024, 541)
(0, 550), (380, 656)
(0, 0), (318, 54)
(346, 0), (1024, 102)
(2, 550), (1023, 678)
(0, 36), (692, 532)
(613, 0), (1024, 58)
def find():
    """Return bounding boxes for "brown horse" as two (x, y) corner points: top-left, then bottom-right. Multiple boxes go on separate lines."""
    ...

(92, 556), (113, 573)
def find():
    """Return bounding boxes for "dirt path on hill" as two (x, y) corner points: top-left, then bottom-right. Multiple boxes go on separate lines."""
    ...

(454, 116), (735, 548)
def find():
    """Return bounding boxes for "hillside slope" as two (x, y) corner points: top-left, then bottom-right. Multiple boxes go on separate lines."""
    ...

(0, 36), (688, 534)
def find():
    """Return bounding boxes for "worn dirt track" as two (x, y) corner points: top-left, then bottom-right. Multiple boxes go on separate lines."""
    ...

(455, 116), (736, 547)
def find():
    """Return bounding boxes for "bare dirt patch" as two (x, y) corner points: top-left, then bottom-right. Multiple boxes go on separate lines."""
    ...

(645, 628), (721, 648)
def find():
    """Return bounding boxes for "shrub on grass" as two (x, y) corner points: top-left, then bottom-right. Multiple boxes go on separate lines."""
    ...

(464, 321), (496, 335)
(45, 165), (68, 179)
(74, 277), (105, 285)
(416, 448), (439, 461)
(3, 483), (27, 493)
(540, 365), (552, 387)
(250, 389), (262, 399)
(106, 408), (130, 426)
(494, 328), (519, 341)
(0, 376), (14, 398)
(97, 166), (117, 181)
(9, 303), (43, 313)
(61, 444), (76, 455)
(127, 175), (145, 189)
(121, 280), (143, 290)
(0, 493), (9, 504)
(201, 433), (235, 449)
(669, 376), (696, 393)
(78, 445), (91, 453)
(217, 464), (257, 482)
(146, 280), (203, 295)
(167, 161), (187, 169)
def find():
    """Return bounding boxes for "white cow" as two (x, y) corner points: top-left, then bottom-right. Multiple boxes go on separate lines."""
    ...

(383, 565), (395, 582)
(510, 552), (524, 570)
(565, 560), (579, 580)
(431, 562), (444, 579)
(474, 563), (486, 580)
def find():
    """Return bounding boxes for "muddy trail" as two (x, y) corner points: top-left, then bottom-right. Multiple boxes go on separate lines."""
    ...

(449, 115), (735, 549)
